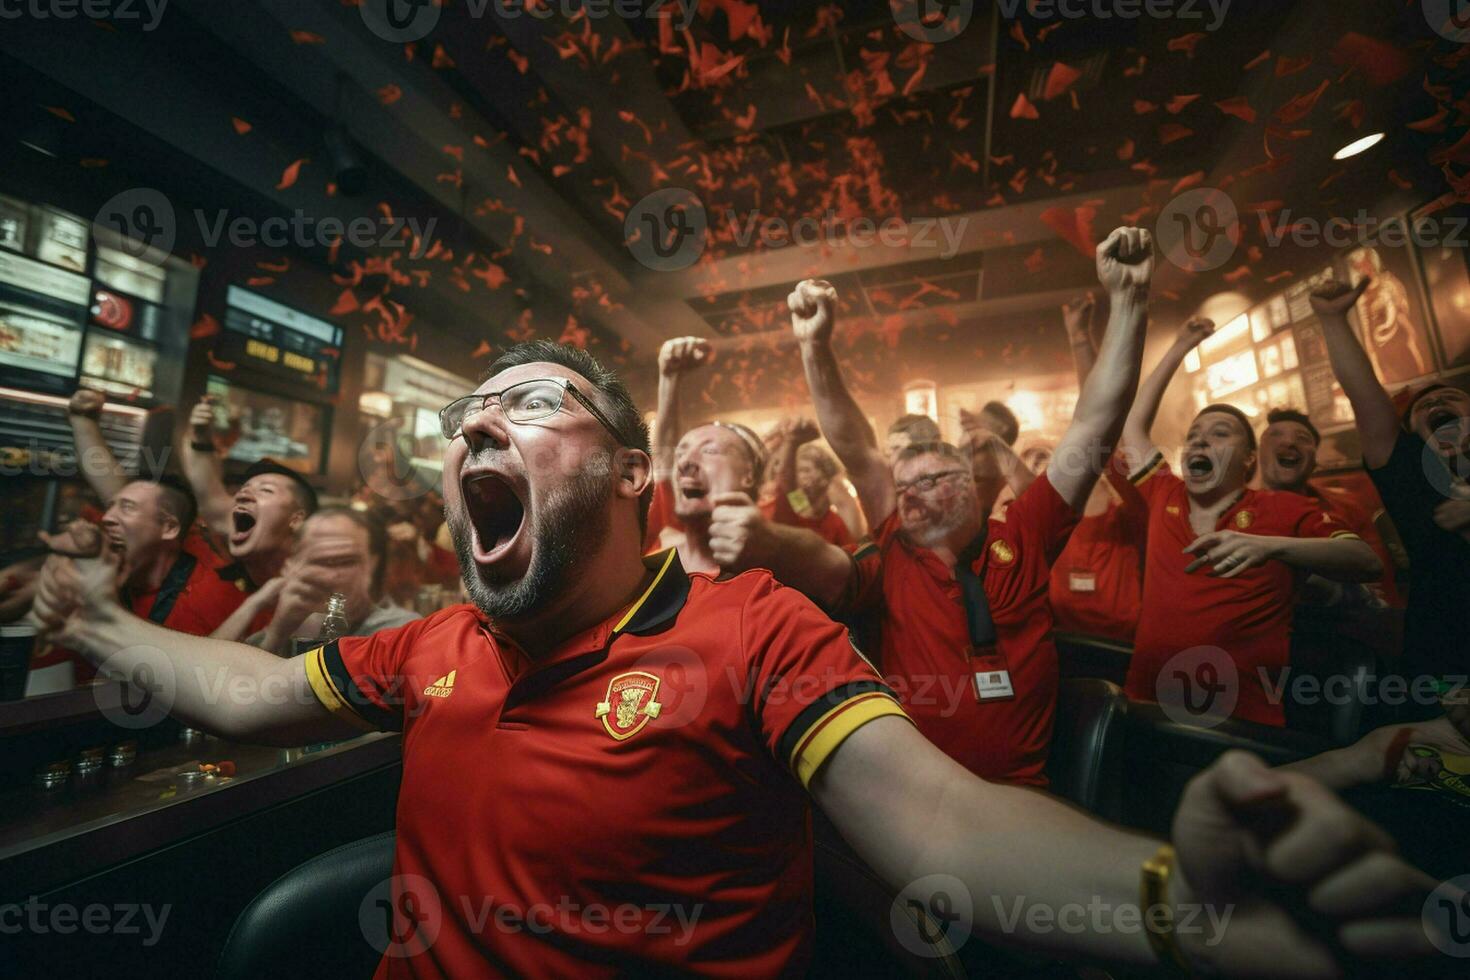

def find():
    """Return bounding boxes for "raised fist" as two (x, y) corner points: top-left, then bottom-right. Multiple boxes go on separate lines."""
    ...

(1310, 278), (1371, 320)
(658, 337), (713, 378)
(68, 388), (105, 420)
(188, 396), (217, 441)
(788, 279), (838, 346)
(707, 492), (772, 571)
(1179, 316), (1217, 350)
(1095, 227), (1155, 295)
(783, 417), (820, 446)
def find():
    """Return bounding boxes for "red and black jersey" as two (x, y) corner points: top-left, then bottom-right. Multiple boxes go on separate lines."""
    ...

(1127, 453), (1362, 726)
(1048, 469), (1148, 644)
(839, 474), (1078, 786)
(304, 550), (907, 979)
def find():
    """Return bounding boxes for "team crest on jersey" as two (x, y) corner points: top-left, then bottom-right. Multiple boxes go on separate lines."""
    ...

(1233, 510), (1255, 530)
(1166, 505), (1181, 516)
(595, 671), (663, 741)
(990, 539), (1016, 565)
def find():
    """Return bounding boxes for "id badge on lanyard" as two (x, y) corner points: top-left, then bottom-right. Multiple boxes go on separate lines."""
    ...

(956, 541), (1014, 703)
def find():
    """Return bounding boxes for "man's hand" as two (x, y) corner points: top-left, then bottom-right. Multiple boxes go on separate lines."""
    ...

(1183, 531), (1282, 578)
(1178, 315), (1217, 351)
(1061, 294), (1097, 343)
(32, 524), (125, 647)
(782, 417), (820, 447)
(1310, 278), (1371, 320)
(188, 396), (217, 443)
(1095, 227), (1155, 295)
(1433, 498), (1470, 540)
(0, 557), (44, 624)
(68, 388), (105, 420)
(788, 279), (838, 346)
(1171, 751), (1443, 976)
(658, 337), (713, 378)
(707, 492), (774, 570)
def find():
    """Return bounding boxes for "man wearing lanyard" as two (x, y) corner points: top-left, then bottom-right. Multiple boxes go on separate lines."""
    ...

(783, 227), (1157, 785)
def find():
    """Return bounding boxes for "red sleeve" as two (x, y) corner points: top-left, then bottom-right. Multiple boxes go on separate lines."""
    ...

(643, 480), (681, 553)
(1106, 465), (1150, 538)
(835, 513), (898, 616)
(738, 575), (909, 789)
(997, 472), (1079, 566)
(303, 616), (436, 732)
(1287, 496), (1362, 541)
(1129, 450), (1178, 509)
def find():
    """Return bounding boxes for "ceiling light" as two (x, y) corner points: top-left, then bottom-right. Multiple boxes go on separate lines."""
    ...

(1333, 133), (1385, 160)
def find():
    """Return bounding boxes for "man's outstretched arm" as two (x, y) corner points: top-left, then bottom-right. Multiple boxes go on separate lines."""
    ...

(1118, 314), (1216, 475)
(1312, 279), (1400, 469)
(66, 389), (130, 504)
(651, 337), (712, 482)
(181, 396), (236, 537)
(1048, 228), (1153, 512)
(790, 280), (895, 527)
(32, 531), (359, 746)
(815, 716), (1443, 975)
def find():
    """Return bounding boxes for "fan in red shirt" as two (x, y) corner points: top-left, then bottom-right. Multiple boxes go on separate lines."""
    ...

(759, 418), (854, 548)
(1117, 320), (1382, 727)
(769, 228), (1158, 784)
(34, 336), (1447, 979)
(1256, 407), (1403, 608)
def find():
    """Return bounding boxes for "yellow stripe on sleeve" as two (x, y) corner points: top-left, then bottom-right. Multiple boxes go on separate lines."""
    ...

(303, 646), (378, 732)
(791, 692), (911, 789)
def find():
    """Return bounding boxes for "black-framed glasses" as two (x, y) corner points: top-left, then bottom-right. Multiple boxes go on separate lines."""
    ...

(895, 469), (968, 496)
(438, 378), (626, 445)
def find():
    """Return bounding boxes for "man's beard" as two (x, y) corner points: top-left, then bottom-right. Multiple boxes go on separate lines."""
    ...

(902, 506), (970, 549)
(449, 461), (612, 622)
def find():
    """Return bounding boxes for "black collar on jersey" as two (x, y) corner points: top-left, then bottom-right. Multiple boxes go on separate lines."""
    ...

(613, 549), (691, 637)
(215, 560), (258, 593)
(123, 551), (197, 626)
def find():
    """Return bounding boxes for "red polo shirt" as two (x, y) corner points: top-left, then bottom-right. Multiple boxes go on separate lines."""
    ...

(761, 493), (854, 548)
(1125, 453), (1362, 726)
(125, 550), (247, 635)
(840, 474), (1078, 787)
(1048, 469), (1148, 644)
(304, 549), (907, 979)
(1305, 477), (1403, 609)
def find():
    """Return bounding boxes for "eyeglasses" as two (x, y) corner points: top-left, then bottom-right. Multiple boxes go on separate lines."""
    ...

(895, 469), (968, 496)
(438, 378), (626, 445)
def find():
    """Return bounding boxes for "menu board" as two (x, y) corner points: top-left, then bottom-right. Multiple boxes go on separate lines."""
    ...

(35, 206), (89, 272)
(0, 195), (27, 254)
(0, 251), (89, 389)
(94, 244), (168, 304)
(220, 286), (343, 394)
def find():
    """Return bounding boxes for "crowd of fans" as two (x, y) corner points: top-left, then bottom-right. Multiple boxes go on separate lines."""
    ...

(3, 224), (1467, 786)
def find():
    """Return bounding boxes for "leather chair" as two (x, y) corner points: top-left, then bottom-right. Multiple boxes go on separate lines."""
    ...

(1120, 701), (1332, 836)
(222, 826), (968, 979)
(1044, 678), (1127, 822)
(218, 830), (395, 980)
(1054, 632), (1131, 687)
(1284, 610), (1381, 745)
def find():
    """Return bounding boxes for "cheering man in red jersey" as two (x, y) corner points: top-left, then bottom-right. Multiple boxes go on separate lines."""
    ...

(1117, 316), (1382, 727)
(33, 336), (1449, 978)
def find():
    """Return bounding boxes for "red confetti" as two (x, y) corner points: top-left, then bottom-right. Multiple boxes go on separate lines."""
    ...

(1214, 97), (1256, 123)
(231, 117), (252, 135)
(432, 44), (455, 69)
(1243, 50), (1270, 71)
(1039, 204), (1099, 259)
(1009, 93), (1039, 120)
(329, 289), (359, 316)
(1158, 123), (1194, 145)
(1117, 138), (1135, 161)
(43, 105), (76, 122)
(289, 30), (324, 45)
(378, 85), (403, 106)
(276, 158), (308, 190)
(1275, 55), (1312, 77)
(189, 313), (220, 340)
(1167, 33), (1207, 58)
(1042, 62), (1083, 102)
(1330, 33), (1411, 87)
(1166, 94), (1199, 115)
(1274, 80), (1330, 125)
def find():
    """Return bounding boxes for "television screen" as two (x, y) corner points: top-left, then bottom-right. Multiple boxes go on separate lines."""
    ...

(205, 375), (327, 475)
(0, 300), (82, 383)
(80, 332), (157, 401)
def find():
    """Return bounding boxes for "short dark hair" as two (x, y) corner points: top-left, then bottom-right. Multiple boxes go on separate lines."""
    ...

(308, 506), (388, 596)
(982, 401), (1020, 447)
(888, 414), (941, 444)
(1265, 407), (1320, 445)
(151, 474), (198, 536)
(1195, 404), (1258, 451)
(895, 440), (970, 468)
(485, 340), (653, 531)
(243, 459), (319, 516)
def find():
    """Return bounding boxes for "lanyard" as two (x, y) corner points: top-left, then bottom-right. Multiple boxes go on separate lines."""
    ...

(955, 535), (997, 650)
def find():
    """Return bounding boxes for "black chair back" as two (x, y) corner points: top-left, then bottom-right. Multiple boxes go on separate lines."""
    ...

(1045, 678), (1128, 821)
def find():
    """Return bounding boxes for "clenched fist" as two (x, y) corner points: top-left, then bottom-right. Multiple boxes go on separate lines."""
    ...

(188, 396), (217, 442)
(788, 279), (838, 346)
(1178, 316), (1217, 351)
(1310, 278), (1370, 320)
(659, 337), (713, 378)
(1095, 226), (1155, 295)
(707, 491), (774, 571)
(68, 388), (105, 420)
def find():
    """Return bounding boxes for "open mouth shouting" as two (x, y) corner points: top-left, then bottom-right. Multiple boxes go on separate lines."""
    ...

(462, 468), (529, 568)
(1274, 446), (1305, 470)
(1184, 452), (1216, 481)
(230, 508), (258, 549)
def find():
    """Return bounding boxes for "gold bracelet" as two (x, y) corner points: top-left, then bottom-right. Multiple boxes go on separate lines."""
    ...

(1141, 843), (1192, 976)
